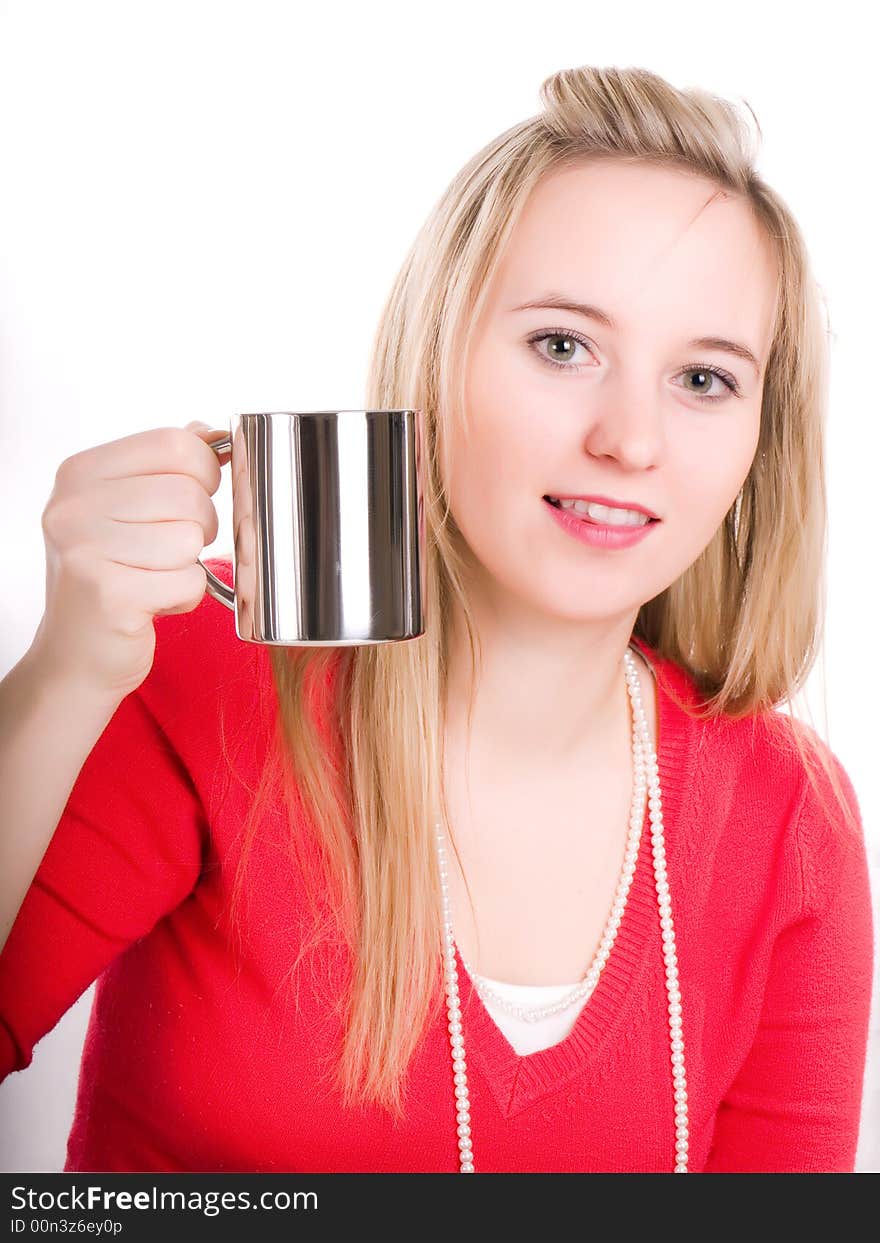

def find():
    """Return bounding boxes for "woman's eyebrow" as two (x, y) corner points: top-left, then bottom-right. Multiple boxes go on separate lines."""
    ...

(510, 295), (761, 376)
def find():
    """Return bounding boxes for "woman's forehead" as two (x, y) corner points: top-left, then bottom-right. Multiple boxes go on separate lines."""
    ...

(483, 162), (778, 364)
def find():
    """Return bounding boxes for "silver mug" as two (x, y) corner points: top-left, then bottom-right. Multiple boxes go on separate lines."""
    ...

(198, 410), (426, 645)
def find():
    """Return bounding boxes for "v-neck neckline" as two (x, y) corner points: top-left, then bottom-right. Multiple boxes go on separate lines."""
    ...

(449, 635), (699, 1120)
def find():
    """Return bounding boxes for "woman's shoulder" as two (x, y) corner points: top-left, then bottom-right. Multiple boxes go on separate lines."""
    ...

(703, 697), (860, 840)
(637, 639), (866, 895)
(635, 635), (856, 810)
(143, 554), (268, 702)
(698, 704), (864, 923)
(131, 554), (276, 774)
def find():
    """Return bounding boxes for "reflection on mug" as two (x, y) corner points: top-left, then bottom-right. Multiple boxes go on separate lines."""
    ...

(198, 410), (425, 647)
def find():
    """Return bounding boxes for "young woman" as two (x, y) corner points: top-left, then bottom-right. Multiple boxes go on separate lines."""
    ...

(0, 64), (873, 1174)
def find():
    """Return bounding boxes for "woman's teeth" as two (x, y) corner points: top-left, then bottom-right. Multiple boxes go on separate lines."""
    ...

(547, 497), (651, 527)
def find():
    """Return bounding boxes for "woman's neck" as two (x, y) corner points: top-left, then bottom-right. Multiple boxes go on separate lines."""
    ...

(443, 635), (649, 772)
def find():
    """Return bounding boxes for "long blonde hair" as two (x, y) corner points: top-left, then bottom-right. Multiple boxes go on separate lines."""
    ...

(222, 65), (859, 1120)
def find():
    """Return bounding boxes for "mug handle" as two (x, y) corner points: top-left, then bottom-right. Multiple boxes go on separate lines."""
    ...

(197, 433), (236, 612)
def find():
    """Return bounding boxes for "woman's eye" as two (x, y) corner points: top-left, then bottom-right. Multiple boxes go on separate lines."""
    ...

(527, 331), (592, 369)
(525, 330), (741, 402)
(674, 368), (739, 401)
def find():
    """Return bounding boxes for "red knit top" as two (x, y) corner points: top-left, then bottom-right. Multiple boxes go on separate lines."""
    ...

(0, 557), (873, 1172)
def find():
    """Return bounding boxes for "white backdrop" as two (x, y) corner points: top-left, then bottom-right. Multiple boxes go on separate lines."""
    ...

(0, 0), (877, 1172)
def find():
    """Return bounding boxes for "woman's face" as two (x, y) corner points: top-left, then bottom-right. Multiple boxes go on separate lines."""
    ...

(444, 158), (778, 625)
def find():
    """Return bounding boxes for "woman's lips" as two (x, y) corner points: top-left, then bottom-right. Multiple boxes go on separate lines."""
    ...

(543, 496), (659, 549)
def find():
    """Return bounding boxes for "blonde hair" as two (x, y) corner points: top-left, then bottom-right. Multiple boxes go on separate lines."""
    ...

(221, 65), (859, 1120)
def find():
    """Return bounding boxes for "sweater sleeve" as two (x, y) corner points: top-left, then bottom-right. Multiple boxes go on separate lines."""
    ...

(0, 683), (208, 1082)
(704, 751), (875, 1173)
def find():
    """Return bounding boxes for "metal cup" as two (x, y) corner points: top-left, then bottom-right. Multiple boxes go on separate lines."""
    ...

(198, 410), (426, 645)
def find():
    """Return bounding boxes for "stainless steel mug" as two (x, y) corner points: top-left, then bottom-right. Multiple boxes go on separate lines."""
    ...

(198, 410), (426, 645)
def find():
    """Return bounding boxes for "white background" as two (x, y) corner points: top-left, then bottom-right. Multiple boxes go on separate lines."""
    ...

(0, 0), (877, 1172)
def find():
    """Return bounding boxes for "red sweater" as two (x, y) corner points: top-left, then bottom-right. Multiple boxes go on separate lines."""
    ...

(0, 557), (874, 1173)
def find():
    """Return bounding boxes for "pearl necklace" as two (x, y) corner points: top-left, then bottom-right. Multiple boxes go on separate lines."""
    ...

(435, 646), (690, 1172)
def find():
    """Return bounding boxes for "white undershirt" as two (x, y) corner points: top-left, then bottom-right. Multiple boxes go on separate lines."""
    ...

(473, 974), (588, 1055)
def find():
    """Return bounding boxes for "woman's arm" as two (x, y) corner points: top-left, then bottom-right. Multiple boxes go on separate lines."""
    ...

(0, 646), (123, 956)
(704, 760), (875, 1172)
(0, 639), (207, 1084)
